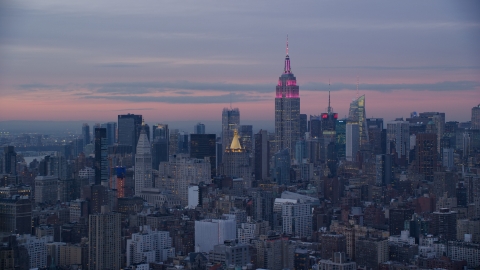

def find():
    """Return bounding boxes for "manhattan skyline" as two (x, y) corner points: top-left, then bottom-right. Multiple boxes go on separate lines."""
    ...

(0, 1), (479, 125)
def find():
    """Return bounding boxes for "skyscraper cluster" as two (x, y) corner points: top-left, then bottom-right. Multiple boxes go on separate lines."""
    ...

(0, 40), (478, 270)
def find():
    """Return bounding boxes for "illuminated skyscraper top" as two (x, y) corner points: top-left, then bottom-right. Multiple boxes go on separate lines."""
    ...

(348, 95), (369, 149)
(275, 36), (300, 157)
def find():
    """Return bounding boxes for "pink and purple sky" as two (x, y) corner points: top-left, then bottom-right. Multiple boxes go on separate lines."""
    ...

(0, 1), (479, 132)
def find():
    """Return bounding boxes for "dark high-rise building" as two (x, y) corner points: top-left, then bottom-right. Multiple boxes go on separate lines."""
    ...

(367, 118), (384, 155)
(194, 122), (205, 134)
(82, 123), (90, 146)
(0, 198), (31, 234)
(275, 38), (300, 158)
(433, 171), (456, 199)
(335, 119), (347, 159)
(254, 129), (269, 181)
(190, 134), (216, 178)
(300, 114), (307, 138)
(117, 114), (142, 150)
(431, 208), (457, 241)
(271, 149), (290, 185)
(152, 124), (169, 170)
(376, 154), (394, 186)
(152, 124), (169, 142)
(389, 208), (414, 236)
(101, 122), (117, 146)
(310, 115), (322, 138)
(321, 233), (347, 260)
(238, 125), (253, 152)
(355, 236), (389, 270)
(94, 128), (108, 185)
(3, 146), (16, 175)
(416, 133), (437, 181)
(472, 104), (480, 130)
(456, 183), (467, 207)
(419, 112), (445, 153)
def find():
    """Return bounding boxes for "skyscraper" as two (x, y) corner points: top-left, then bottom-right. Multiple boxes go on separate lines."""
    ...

(472, 104), (480, 130)
(416, 133), (437, 181)
(346, 123), (359, 162)
(220, 130), (252, 187)
(348, 95), (368, 149)
(222, 108), (240, 153)
(190, 134), (216, 178)
(254, 129), (269, 181)
(88, 207), (121, 270)
(117, 113), (142, 151)
(82, 123), (90, 147)
(272, 148), (291, 185)
(100, 122), (117, 146)
(134, 127), (152, 195)
(94, 128), (108, 185)
(152, 124), (169, 169)
(2, 146), (16, 175)
(275, 38), (300, 158)
(194, 122), (206, 134)
(386, 120), (410, 163)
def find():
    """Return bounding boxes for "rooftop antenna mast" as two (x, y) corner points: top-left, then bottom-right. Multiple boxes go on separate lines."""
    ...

(328, 79), (332, 114)
(286, 34), (289, 55)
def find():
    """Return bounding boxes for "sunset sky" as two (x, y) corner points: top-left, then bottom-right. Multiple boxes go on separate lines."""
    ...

(0, 1), (479, 132)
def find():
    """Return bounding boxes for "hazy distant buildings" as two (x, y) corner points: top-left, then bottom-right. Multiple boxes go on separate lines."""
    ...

(82, 123), (90, 147)
(194, 122), (205, 134)
(274, 40), (300, 157)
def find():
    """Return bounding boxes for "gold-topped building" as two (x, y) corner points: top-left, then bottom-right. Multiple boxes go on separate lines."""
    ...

(220, 129), (252, 188)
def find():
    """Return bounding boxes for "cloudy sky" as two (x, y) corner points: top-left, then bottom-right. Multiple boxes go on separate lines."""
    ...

(0, 1), (479, 132)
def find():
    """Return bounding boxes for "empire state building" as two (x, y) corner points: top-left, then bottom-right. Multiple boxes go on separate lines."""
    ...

(274, 38), (300, 157)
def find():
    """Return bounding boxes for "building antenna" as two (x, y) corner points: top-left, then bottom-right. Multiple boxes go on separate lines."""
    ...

(286, 34), (289, 55)
(230, 91), (232, 109)
(328, 79), (331, 114)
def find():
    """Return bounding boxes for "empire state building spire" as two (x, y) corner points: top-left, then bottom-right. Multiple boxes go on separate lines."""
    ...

(284, 35), (291, 74)
(275, 36), (300, 159)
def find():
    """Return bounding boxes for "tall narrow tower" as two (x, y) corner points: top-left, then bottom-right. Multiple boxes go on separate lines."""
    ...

(134, 124), (152, 195)
(275, 36), (300, 157)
